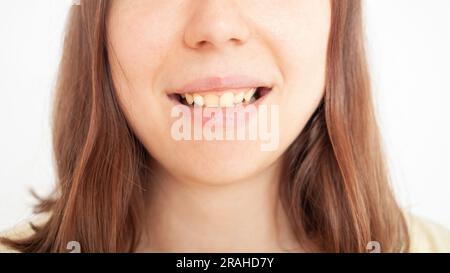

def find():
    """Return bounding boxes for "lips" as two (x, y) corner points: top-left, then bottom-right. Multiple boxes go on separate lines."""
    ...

(167, 76), (273, 108)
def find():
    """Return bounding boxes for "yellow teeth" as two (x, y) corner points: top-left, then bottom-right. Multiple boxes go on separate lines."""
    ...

(234, 92), (245, 104)
(244, 88), (257, 103)
(219, 92), (234, 107)
(185, 94), (194, 105)
(181, 88), (258, 108)
(202, 94), (218, 107)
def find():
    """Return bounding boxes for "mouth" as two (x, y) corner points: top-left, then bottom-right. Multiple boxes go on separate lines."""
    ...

(168, 86), (273, 108)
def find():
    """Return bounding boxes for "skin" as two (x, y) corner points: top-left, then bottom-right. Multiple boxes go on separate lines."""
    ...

(107, 0), (330, 252)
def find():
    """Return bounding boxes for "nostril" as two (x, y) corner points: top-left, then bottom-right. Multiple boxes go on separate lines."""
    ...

(196, 40), (209, 48)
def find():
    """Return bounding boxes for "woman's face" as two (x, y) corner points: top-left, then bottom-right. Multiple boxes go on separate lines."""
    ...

(108, 0), (330, 184)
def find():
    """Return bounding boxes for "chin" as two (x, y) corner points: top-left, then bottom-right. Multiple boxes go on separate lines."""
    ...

(165, 140), (279, 185)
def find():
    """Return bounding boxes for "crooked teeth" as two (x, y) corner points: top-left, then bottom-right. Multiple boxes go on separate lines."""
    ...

(234, 92), (244, 104)
(193, 94), (204, 106)
(244, 88), (256, 103)
(185, 94), (194, 105)
(180, 88), (258, 108)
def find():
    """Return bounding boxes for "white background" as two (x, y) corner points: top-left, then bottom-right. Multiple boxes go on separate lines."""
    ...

(0, 0), (449, 231)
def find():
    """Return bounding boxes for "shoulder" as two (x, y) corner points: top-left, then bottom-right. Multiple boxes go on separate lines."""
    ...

(405, 213), (450, 253)
(0, 213), (50, 253)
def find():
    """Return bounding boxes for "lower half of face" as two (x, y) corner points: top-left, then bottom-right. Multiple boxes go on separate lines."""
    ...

(108, 0), (330, 185)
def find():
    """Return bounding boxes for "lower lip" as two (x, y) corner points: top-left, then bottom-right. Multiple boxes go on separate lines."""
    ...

(199, 106), (252, 127)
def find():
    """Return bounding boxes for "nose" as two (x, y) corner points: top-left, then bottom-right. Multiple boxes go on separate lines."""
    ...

(184, 0), (251, 50)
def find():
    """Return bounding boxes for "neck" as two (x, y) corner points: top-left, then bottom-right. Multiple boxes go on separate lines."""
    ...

(137, 161), (301, 252)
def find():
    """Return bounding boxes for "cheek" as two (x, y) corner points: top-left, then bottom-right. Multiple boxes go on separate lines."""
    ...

(267, 2), (330, 147)
(107, 6), (183, 156)
(107, 4), (179, 92)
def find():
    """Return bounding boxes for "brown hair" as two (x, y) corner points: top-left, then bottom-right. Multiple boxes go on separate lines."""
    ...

(1, 0), (409, 252)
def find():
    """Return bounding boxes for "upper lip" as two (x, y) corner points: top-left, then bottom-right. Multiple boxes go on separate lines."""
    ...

(169, 75), (271, 94)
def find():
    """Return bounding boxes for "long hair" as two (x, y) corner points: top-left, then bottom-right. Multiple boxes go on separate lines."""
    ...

(1, 0), (409, 252)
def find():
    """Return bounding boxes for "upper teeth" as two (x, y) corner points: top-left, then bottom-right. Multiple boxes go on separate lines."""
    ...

(181, 88), (257, 108)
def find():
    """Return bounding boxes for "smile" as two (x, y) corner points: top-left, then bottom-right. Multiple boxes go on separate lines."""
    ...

(170, 87), (273, 108)
(167, 75), (274, 108)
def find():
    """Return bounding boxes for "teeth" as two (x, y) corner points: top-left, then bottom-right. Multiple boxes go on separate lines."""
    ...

(180, 87), (261, 107)
(220, 92), (234, 107)
(244, 88), (257, 103)
(185, 94), (194, 105)
(193, 94), (204, 106)
(204, 94), (219, 107)
(234, 92), (244, 104)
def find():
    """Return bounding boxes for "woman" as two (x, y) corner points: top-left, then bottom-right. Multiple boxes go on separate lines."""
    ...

(1, 0), (449, 253)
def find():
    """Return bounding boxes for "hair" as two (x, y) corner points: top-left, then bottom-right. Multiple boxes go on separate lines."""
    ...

(2, 0), (409, 252)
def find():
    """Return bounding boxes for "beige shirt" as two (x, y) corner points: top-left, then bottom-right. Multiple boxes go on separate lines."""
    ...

(1, 213), (449, 253)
